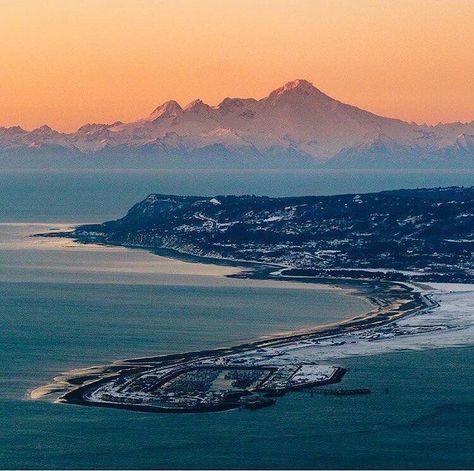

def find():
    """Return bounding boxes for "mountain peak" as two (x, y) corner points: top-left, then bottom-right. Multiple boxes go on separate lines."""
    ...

(218, 97), (245, 112)
(149, 100), (183, 120)
(217, 97), (258, 113)
(0, 125), (26, 135)
(2, 80), (473, 167)
(268, 79), (321, 98)
(32, 125), (57, 135)
(284, 79), (315, 90)
(184, 99), (213, 114)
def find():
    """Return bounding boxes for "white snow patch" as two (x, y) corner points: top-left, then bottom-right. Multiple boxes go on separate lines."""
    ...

(263, 216), (283, 222)
(426, 283), (474, 293)
(290, 365), (337, 383)
(227, 283), (474, 365)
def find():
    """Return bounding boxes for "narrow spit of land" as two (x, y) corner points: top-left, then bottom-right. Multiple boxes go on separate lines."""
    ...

(30, 186), (471, 412)
(31, 258), (434, 413)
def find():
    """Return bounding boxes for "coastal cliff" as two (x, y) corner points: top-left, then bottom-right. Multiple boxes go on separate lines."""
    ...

(63, 186), (474, 283)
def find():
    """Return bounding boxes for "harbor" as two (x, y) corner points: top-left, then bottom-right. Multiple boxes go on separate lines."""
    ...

(32, 275), (434, 414)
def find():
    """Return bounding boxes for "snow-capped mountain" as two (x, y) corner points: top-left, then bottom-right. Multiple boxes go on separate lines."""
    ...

(1, 79), (473, 168)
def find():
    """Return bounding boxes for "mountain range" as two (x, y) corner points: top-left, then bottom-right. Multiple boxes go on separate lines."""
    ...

(2, 79), (473, 168)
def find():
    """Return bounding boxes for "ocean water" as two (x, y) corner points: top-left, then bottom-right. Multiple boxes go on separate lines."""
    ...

(1, 170), (473, 469)
(2, 347), (472, 469)
(0, 223), (371, 469)
(1, 168), (474, 222)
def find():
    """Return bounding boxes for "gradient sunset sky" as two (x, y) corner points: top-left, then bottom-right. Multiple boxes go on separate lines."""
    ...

(1, 0), (473, 132)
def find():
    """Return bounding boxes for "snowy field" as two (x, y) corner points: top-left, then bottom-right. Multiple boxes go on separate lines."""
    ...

(33, 281), (474, 407)
(232, 283), (474, 365)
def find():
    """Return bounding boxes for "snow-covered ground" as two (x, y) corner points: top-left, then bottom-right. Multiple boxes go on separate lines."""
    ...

(232, 283), (474, 364)
(289, 365), (337, 385)
(37, 282), (473, 408)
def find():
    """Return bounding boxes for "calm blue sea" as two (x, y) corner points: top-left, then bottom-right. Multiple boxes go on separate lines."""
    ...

(1, 168), (474, 222)
(0, 169), (473, 469)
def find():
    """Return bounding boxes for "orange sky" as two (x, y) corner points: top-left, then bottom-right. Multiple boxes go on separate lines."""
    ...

(1, 0), (473, 132)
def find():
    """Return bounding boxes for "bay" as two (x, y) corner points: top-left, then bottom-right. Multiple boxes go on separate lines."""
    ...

(2, 168), (474, 222)
(1, 169), (473, 469)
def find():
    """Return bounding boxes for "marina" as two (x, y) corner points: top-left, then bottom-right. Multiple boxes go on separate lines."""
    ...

(33, 269), (433, 413)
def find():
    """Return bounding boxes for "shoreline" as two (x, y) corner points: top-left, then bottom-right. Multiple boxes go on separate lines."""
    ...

(38, 228), (396, 299)
(51, 270), (428, 413)
(40, 227), (425, 346)
(31, 229), (436, 413)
